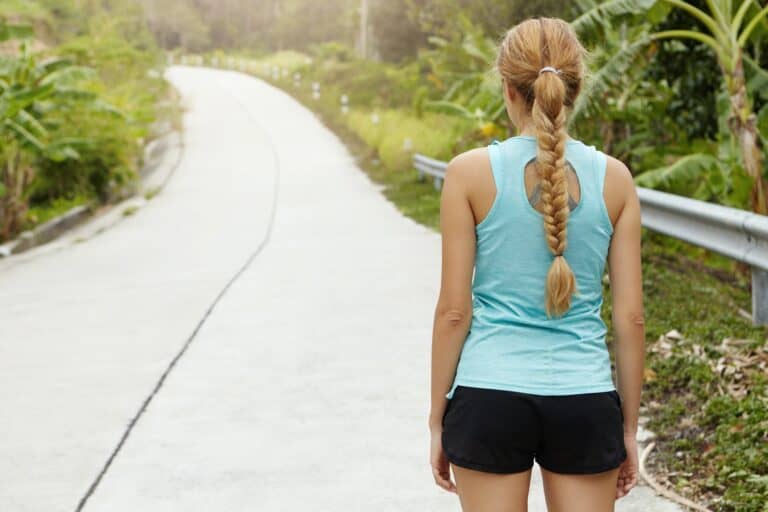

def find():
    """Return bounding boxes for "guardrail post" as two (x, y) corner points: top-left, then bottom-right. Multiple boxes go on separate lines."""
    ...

(751, 268), (768, 325)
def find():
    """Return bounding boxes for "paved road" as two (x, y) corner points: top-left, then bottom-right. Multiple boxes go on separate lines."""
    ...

(0, 67), (680, 511)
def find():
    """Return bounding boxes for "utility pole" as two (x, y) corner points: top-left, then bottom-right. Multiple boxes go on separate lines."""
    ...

(359, 0), (368, 59)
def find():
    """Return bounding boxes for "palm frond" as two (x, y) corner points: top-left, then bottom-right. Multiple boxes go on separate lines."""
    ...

(744, 54), (768, 101)
(4, 118), (45, 152)
(49, 88), (98, 102)
(5, 83), (55, 115)
(90, 99), (125, 119)
(568, 34), (652, 126)
(422, 100), (476, 119)
(39, 58), (75, 75)
(15, 109), (47, 138)
(40, 66), (96, 87)
(571, 0), (656, 37)
(634, 153), (721, 189)
(44, 141), (81, 162)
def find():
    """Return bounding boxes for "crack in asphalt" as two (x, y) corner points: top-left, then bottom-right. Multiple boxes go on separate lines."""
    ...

(75, 67), (281, 512)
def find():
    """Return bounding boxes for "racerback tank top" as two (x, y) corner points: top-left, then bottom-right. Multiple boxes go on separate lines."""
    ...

(445, 134), (616, 399)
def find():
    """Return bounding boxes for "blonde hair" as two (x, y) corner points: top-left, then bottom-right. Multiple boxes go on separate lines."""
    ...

(495, 17), (587, 318)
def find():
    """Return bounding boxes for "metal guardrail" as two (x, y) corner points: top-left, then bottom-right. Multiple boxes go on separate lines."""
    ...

(414, 154), (450, 191)
(414, 152), (768, 326)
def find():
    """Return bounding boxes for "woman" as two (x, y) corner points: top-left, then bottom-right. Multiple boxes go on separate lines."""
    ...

(429, 16), (645, 512)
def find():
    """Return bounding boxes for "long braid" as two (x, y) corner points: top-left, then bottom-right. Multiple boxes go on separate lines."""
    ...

(495, 16), (586, 317)
(533, 101), (568, 257)
(534, 17), (579, 317)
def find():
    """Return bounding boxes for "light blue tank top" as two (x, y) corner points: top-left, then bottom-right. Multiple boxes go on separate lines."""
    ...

(446, 135), (616, 399)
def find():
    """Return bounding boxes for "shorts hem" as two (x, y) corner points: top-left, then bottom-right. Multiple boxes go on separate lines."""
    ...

(536, 451), (628, 475)
(450, 379), (617, 397)
(443, 445), (533, 475)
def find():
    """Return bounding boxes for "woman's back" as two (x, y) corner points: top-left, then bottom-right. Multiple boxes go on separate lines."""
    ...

(431, 16), (644, 503)
(445, 134), (616, 399)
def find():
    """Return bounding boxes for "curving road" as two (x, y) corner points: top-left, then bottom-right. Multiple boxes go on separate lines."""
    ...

(0, 67), (680, 511)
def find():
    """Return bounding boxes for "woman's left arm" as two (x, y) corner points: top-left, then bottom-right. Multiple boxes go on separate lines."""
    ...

(429, 152), (478, 431)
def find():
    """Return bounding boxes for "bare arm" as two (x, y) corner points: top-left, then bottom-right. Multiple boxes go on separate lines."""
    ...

(606, 158), (645, 436)
(428, 153), (477, 431)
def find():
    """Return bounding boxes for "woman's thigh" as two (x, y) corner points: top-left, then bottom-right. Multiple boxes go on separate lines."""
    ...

(540, 466), (620, 512)
(452, 464), (533, 512)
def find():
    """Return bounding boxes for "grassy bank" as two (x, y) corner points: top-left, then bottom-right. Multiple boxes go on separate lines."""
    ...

(197, 49), (767, 511)
(610, 236), (767, 511)
(1, 1), (182, 242)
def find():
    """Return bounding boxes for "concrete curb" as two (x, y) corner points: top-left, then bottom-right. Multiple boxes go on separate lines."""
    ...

(0, 203), (94, 257)
(0, 128), (184, 260)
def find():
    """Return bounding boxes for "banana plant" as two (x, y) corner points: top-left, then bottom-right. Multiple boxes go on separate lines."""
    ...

(573, 0), (768, 213)
(571, 0), (659, 34)
(423, 4), (666, 138)
(569, 0), (669, 127)
(0, 39), (103, 239)
(635, 80), (756, 209)
(647, 0), (768, 214)
(418, 14), (507, 135)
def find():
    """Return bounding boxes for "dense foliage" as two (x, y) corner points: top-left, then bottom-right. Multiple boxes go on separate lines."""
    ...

(0, 0), (173, 240)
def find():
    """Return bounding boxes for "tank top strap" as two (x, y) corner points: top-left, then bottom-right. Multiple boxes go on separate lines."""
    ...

(581, 144), (613, 234)
(487, 139), (506, 204)
(591, 146), (608, 200)
(562, 142), (598, 209)
(576, 144), (605, 207)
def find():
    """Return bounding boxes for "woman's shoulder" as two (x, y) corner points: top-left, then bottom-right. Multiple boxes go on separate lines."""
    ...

(602, 152), (634, 192)
(444, 146), (492, 184)
(601, 150), (637, 221)
(447, 146), (491, 169)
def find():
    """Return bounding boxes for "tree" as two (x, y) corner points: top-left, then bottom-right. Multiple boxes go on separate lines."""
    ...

(141, 0), (211, 50)
(572, 0), (768, 213)
(649, 0), (768, 214)
(369, 0), (426, 62)
(408, 0), (575, 41)
(0, 39), (105, 238)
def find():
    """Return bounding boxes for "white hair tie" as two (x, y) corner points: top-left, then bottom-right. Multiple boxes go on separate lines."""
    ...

(539, 66), (561, 76)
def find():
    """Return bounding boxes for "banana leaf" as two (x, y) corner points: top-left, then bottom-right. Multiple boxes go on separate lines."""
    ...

(744, 54), (768, 101)
(635, 153), (722, 190)
(572, 0), (657, 37)
(0, 22), (33, 42)
(568, 34), (653, 126)
(40, 66), (96, 87)
(4, 118), (45, 152)
(423, 99), (476, 119)
(14, 109), (47, 138)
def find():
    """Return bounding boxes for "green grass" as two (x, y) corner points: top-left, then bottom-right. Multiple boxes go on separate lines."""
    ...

(24, 194), (92, 228)
(611, 236), (768, 511)
(247, 54), (767, 512)
(121, 204), (139, 217)
(597, 231), (767, 510)
(144, 186), (161, 200)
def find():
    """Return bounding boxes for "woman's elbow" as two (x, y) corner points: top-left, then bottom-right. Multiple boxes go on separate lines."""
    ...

(435, 305), (473, 328)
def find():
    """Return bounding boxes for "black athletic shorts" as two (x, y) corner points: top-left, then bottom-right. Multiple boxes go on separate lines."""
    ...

(441, 385), (627, 474)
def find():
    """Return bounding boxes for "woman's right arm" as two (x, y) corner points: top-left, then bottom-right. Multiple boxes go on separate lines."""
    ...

(606, 157), (645, 437)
